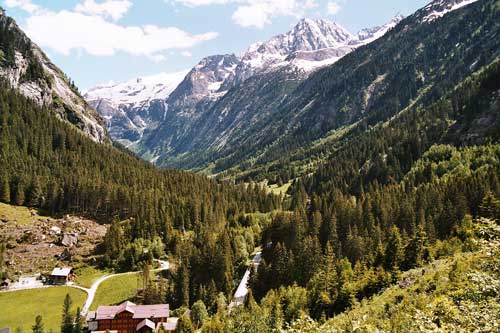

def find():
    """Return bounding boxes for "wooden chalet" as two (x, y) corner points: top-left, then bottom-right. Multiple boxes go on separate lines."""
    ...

(87, 301), (178, 333)
(49, 267), (74, 285)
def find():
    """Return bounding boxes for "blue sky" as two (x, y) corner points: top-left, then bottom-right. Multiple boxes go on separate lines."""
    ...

(3, 0), (429, 90)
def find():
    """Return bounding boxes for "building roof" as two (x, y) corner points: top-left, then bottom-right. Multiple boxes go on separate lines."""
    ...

(94, 301), (170, 321)
(0, 328), (11, 333)
(50, 267), (73, 277)
(137, 319), (156, 331)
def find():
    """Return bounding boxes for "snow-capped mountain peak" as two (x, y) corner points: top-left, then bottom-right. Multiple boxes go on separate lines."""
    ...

(421, 0), (479, 22)
(357, 14), (404, 44)
(86, 15), (405, 148)
(246, 18), (354, 59)
(85, 70), (189, 109)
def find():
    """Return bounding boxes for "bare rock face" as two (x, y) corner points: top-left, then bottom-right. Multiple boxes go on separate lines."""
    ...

(0, 10), (108, 144)
(87, 16), (403, 167)
(60, 233), (79, 247)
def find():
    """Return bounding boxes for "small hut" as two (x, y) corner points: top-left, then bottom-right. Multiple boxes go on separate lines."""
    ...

(49, 267), (74, 285)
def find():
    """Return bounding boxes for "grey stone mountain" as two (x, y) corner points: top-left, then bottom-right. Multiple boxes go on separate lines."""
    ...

(0, 9), (107, 143)
(139, 0), (488, 177)
(87, 15), (404, 164)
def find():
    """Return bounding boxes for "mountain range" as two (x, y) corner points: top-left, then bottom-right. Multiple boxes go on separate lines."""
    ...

(85, 15), (404, 159)
(0, 0), (491, 183)
(1, 0), (500, 331)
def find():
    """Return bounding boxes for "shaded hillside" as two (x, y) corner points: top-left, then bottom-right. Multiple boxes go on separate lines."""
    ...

(154, 0), (499, 179)
(0, 80), (280, 309)
(0, 8), (107, 143)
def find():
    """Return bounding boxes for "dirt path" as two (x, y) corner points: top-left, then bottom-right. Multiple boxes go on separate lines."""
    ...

(0, 260), (171, 316)
(78, 259), (170, 315)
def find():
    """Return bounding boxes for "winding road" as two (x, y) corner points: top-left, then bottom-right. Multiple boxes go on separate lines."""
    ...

(229, 251), (262, 309)
(0, 259), (170, 316)
(77, 259), (170, 315)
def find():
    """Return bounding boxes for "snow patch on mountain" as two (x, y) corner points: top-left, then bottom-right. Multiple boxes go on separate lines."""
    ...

(356, 15), (405, 45)
(422, 0), (479, 22)
(85, 70), (189, 109)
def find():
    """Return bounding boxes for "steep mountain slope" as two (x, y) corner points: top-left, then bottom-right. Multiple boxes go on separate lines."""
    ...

(0, 8), (107, 143)
(0, 75), (279, 314)
(88, 16), (402, 163)
(283, 219), (500, 332)
(200, 57), (500, 331)
(137, 17), (403, 166)
(168, 0), (494, 178)
(85, 71), (188, 146)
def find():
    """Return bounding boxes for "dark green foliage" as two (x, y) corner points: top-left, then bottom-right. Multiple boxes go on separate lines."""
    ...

(0, 79), (279, 299)
(249, 59), (500, 320)
(384, 227), (404, 272)
(32, 315), (44, 333)
(175, 314), (195, 333)
(0, 14), (45, 83)
(61, 294), (73, 333)
(191, 300), (209, 328)
(73, 308), (82, 333)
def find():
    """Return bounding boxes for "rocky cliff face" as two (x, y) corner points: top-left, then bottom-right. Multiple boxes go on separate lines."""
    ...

(85, 71), (188, 147)
(88, 16), (403, 161)
(0, 9), (107, 143)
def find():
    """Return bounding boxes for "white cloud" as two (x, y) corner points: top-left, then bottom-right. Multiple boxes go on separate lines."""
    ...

(170, 0), (231, 6)
(327, 1), (341, 15)
(4, 0), (40, 13)
(169, 0), (317, 28)
(7, 1), (218, 60)
(149, 54), (167, 62)
(181, 51), (192, 57)
(75, 0), (133, 21)
(24, 10), (217, 56)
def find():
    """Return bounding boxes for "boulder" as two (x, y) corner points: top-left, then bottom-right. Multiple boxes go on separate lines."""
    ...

(60, 233), (79, 247)
(59, 248), (72, 261)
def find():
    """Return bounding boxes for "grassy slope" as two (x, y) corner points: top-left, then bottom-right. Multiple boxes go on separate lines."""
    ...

(73, 266), (109, 289)
(0, 203), (47, 226)
(90, 273), (140, 310)
(0, 287), (86, 332)
(285, 219), (500, 333)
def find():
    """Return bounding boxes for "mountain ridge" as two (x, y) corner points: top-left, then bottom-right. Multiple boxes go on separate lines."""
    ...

(86, 15), (404, 159)
(0, 8), (107, 143)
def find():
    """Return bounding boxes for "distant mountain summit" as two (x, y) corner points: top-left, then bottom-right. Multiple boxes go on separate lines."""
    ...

(419, 0), (479, 22)
(0, 9), (107, 143)
(87, 16), (403, 151)
(85, 71), (188, 146)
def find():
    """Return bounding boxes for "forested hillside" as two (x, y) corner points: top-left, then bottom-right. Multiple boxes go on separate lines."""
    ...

(196, 36), (500, 331)
(0, 8), (107, 143)
(0, 81), (280, 309)
(186, 0), (500, 181)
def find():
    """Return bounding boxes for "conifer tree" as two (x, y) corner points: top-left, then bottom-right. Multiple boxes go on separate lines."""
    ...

(32, 315), (44, 333)
(73, 308), (82, 333)
(175, 314), (195, 333)
(27, 176), (43, 207)
(384, 226), (404, 272)
(61, 294), (73, 333)
(0, 174), (10, 203)
(191, 300), (209, 328)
